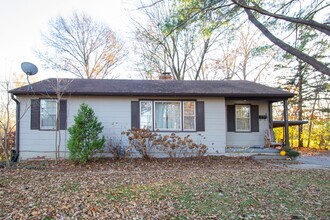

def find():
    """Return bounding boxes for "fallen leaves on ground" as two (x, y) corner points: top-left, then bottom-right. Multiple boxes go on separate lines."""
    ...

(0, 156), (329, 219)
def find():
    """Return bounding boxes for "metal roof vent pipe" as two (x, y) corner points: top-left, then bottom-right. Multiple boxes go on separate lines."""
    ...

(159, 72), (173, 80)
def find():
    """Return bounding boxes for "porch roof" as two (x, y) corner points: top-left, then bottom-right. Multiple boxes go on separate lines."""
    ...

(273, 120), (309, 128)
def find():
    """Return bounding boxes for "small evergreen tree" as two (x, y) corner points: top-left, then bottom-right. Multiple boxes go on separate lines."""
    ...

(68, 103), (105, 163)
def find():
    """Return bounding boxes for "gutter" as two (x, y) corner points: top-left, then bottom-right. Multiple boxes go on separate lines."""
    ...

(10, 93), (20, 162)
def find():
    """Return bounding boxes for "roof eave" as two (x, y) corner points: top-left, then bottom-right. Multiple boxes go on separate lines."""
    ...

(10, 91), (294, 99)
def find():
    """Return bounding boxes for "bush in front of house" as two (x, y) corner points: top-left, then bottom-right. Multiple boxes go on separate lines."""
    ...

(122, 128), (208, 160)
(68, 103), (105, 164)
(159, 133), (208, 159)
(122, 128), (160, 160)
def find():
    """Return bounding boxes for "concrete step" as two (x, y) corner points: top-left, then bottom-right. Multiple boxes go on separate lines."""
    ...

(251, 154), (288, 160)
(226, 148), (280, 154)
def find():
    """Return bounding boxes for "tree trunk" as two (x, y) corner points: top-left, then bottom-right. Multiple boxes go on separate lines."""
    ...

(55, 91), (61, 163)
(307, 91), (318, 148)
(297, 61), (304, 148)
(194, 38), (210, 80)
(244, 8), (330, 77)
(3, 82), (11, 167)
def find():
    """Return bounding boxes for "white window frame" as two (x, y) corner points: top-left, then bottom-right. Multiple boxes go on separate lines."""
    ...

(235, 105), (251, 132)
(140, 100), (153, 130)
(40, 99), (57, 130)
(154, 101), (182, 131)
(183, 101), (196, 131)
(139, 100), (197, 132)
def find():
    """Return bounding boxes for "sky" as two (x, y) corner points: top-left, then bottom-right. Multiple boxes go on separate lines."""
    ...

(0, 0), (135, 83)
(1, 0), (327, 85)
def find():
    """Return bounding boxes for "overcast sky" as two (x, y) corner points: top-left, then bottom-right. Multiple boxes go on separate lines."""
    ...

(0, 0), (135, 82)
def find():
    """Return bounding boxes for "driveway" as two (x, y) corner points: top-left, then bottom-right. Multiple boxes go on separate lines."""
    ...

(287, 154), (330, 169)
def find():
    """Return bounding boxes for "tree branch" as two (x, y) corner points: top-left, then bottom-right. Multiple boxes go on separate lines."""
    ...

(244, 8), (330, 77)
(233, 0), (330, 36)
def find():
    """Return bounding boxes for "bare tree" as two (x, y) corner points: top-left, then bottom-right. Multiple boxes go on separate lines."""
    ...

(0, 73), (23, 167)
(209, 24), (276, 82)
(0, 80), (13, 167)
(132, 0), (224, 80)
(53, 79), (72, 162)
(0, 73), (41, 166)
(38, 78), (73, 162)
(236, 26), (275, 82)
(38, 12), (126, 79)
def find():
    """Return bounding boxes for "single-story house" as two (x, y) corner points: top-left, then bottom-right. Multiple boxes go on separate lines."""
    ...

(9, 78), (294, 160)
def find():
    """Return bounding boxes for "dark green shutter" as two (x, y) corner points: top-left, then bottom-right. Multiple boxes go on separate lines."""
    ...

(31, 99), (40, 130)
(131, 101), (140, 129)
(251, 105), (259, 132)
(196, 101), (205, 131)
(227, 105), (235, 132)
(59, 100), (67, 130)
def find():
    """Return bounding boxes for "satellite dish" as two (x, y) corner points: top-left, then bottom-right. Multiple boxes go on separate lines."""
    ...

(21, 62), (38, 76)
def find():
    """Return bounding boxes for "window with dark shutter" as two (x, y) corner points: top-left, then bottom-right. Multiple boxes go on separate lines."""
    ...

(227, 105), (235, 132)
(196, 101), (205, 131)
(59, 100), (67, 130)
(227, 104), (259, 132)
(135, 100), (205, 132)
(131, 101), (140, 129)
(251, 105), (259, 132)
(31, 99), (68, 130)
(31, 99), (40, 130)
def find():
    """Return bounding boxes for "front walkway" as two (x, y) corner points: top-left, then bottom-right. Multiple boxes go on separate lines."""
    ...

(287, 155), (330, 169)
(226, 147), (330, 169)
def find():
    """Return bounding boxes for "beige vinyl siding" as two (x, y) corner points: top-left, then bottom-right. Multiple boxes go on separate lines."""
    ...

(226, 100), (269, 147)
(17, 96), (227, 160)
(18, 96), (68, 159)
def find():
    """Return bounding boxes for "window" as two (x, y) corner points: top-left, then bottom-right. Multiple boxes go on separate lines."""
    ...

(235, 105), (251, 132)
(227, 104), (259, 133)
(155, 101), (181, 130)
(31, 99), (67, 130)
(140, 101), (153, 129)
(183, 101), (195, 130)
(138, 100), (197, 131)
(40, 99), (57, 130)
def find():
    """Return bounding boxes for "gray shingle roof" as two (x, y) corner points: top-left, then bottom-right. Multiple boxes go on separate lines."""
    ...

(9, 78), (294, 100)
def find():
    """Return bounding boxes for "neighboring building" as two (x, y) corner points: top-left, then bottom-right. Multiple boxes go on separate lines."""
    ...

(9, 78), (294, 160)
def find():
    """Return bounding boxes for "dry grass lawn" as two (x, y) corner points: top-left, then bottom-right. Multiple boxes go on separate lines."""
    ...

(0, 156), (329, 219)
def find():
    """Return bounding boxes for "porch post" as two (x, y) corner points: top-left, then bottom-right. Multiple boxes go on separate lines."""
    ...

(283, 99), (290, 147)
(268, 101), (273, 129)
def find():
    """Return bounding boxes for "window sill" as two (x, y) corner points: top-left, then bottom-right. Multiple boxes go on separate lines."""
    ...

(39, 128), (66, 131)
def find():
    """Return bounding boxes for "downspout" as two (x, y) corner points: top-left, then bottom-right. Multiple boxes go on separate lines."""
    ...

(11, 93), (20, 162)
